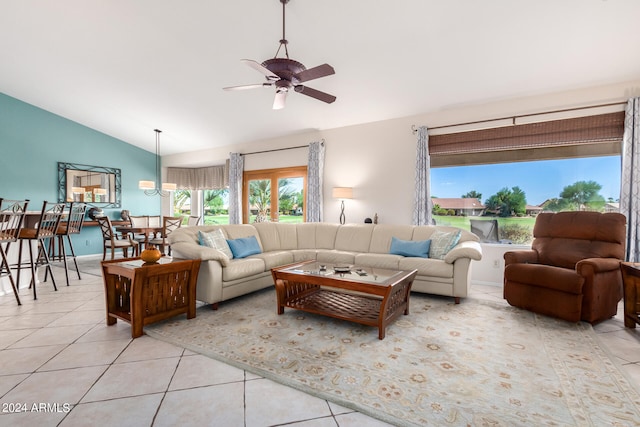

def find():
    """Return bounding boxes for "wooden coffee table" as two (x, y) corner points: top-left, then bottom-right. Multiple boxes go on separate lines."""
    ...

(271, 261), (417, 339)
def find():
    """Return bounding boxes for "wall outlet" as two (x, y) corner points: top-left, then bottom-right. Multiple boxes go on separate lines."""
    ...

(493, 259), (500, 268)
(85, 240), (91, 246)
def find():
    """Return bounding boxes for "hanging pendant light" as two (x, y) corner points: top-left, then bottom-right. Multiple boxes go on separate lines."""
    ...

(139, 129), (176, 196)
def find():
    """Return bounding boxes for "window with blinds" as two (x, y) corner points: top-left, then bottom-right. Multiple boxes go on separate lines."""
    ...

(429, 112), (625, 167)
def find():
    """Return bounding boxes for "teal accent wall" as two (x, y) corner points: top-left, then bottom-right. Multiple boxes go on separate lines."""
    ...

(0, 92), (160, 256)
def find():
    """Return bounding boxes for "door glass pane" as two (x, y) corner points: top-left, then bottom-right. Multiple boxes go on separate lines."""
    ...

(248, 179), (271, 223)
(278, 177), (304, 223)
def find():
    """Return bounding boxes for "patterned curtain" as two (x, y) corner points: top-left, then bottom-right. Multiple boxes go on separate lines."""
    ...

(228, 152), (244, 224)
(413, 126), (433, 225)
(306, 141), (325, 222)
(621, 97), (640, 262)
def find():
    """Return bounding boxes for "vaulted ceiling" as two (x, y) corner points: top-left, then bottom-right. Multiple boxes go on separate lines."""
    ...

(1, 0), (639, 155)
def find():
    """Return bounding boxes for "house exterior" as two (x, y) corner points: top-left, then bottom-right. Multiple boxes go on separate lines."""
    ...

(432, 198), (485, 216)
(525, 204), (543, 216)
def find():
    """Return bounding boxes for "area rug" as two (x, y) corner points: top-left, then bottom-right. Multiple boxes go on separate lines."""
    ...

(145, 289), (640, 426)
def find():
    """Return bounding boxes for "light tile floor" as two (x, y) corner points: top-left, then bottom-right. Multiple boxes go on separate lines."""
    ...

(1, 256), (639, 427)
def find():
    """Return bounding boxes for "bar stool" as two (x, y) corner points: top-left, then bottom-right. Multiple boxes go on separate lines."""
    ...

(14, 201), (65, 300)
(45, 202), (87, 286)
(0, 198), (29, 305)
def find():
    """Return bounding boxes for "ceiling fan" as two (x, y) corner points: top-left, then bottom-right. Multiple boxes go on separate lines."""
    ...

(223, 0), (336, 110)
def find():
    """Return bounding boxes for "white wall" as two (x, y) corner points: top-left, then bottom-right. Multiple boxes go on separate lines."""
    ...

(163, 79), (640, 286)
(165, 79), (640, 225)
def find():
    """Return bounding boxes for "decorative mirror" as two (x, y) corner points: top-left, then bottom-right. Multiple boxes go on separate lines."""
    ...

(58, 162), (121, 208)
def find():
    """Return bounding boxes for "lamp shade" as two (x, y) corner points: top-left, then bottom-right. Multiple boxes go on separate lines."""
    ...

(93, 188), (107, 195)
(71, 186), (85, 194)
(332, 187), (353, 199)
(139, 180), (155, 190)
(162, 182), (177, 191)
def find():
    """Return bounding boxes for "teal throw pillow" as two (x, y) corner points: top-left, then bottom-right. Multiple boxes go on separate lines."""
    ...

(389, 237), (431, 258)
(429, 230), (462, 260)
(198, 229), (233, 258)
(226, 235), (262, 259)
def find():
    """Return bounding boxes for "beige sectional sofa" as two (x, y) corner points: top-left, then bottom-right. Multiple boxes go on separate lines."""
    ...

(168, 222), (482, 307)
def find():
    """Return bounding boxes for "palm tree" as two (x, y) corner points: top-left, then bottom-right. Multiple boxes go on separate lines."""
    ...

(249, 180), (270, 221)
(173, 190), (191, 215)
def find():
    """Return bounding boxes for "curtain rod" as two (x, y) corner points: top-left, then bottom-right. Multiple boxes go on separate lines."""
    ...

(411, 100), (627, 134)
(240, 140), (324, 156)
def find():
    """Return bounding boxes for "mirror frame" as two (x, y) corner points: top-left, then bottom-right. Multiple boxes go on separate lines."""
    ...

(57, 162), (122, 208)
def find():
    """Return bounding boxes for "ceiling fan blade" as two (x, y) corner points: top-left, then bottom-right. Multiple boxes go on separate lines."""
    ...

(273, 89), (288, 110)
(294, 64), (335, 83)
(241, 59), (279, 81)
(294, 85), (336, 104)
(223, 83), (273, 91)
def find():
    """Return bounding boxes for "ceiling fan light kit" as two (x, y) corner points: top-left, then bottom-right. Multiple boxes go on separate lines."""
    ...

(223, 0), (336, 110)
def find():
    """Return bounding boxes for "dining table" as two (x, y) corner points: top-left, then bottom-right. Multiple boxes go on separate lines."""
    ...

(115, 225), (163, 249)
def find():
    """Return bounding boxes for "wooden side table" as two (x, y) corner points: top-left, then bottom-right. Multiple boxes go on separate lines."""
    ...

(101, 257), (201, 338)
(620, 262), (640, 328)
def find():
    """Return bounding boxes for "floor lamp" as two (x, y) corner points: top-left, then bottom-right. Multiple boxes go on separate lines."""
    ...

(332, 187), (353, 225)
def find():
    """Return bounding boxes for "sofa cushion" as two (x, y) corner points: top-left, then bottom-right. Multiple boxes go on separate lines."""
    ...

(369, 225), (414, 253)
(253, 223), (298, 252)
(316, 249), (356, 265)
(354, 253), (402, 270)
(429, 230), (461, 260)
(198, 229), (233, 258)
(334, 224), (374, 253)
(291, 249), (318, 262)
(399, 257), (454, 278)
(389, 237), (431, 258)
(222, 258), (266, 281)
(250, 251), (295, 270)
(227, 236), (262, 259)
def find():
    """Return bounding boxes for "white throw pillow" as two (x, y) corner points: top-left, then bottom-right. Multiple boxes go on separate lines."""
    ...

(198, 229), (233, 258)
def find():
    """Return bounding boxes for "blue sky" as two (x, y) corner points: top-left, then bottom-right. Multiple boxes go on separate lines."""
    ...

(430, 156), (621, 206)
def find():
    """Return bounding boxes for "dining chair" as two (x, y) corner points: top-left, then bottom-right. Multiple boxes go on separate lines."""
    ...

(14, 201), (65, 300)
(45, 202), (87, 286)
(97, 216), (140, 260)
(148, 215), (162, 238)
(187, 215), (201, 226)
(128, 215), (150, 243)
(0, 198), (29, 305)
(148, 216), (182, 255)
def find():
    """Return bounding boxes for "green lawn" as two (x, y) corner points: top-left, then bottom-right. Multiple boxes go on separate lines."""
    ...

(201, 214), (304, 225)
(433, 215), (536, 229)
(434, 215), (536, 244)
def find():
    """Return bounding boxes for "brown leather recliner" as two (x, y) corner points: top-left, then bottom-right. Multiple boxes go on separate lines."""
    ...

(503, 211), (626, 324)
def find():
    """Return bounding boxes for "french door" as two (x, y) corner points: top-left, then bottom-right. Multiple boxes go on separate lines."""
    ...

(243, 166), (307, 223)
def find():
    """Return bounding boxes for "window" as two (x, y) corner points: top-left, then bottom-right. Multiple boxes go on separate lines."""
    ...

(203, 188), (229, 225)
(243, 167), (307, 223)
(173, 190), (192, 224)
(428, 112), (624, 245)
(431, 155), (621, 244)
